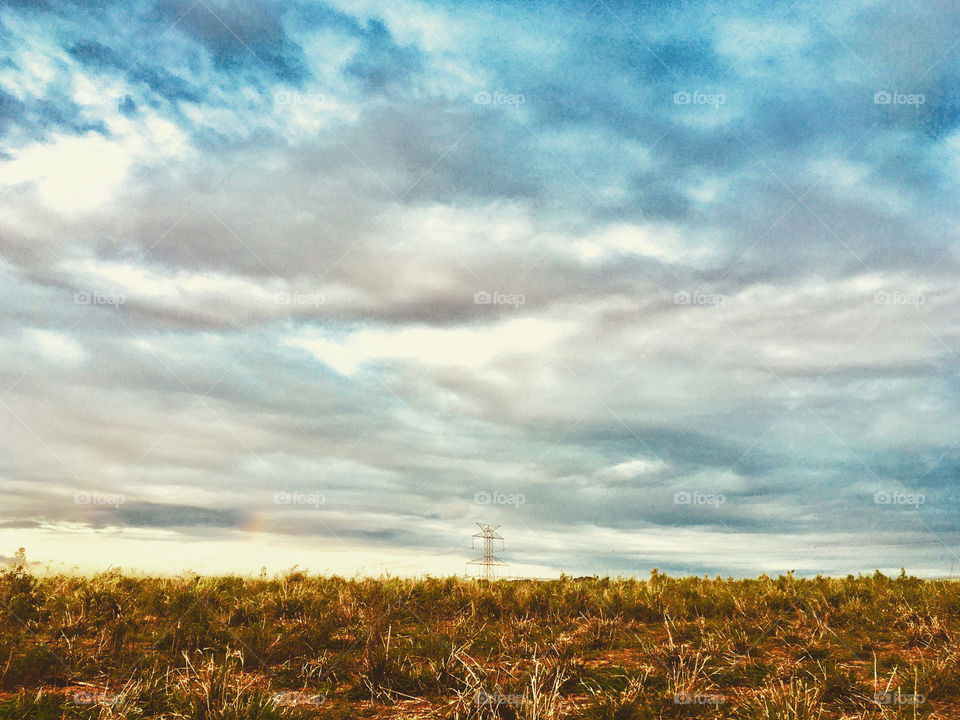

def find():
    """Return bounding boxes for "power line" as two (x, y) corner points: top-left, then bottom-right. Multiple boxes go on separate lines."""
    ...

(467, 523), (507, 580)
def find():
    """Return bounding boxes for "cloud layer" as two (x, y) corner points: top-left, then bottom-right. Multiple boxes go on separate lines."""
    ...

(1, 0), (959, 576)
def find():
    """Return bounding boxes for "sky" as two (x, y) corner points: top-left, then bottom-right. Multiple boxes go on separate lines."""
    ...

(1, 0), (959, 578)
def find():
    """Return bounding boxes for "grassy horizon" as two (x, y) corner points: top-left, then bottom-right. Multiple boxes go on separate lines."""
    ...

(2, 551), (959, 718)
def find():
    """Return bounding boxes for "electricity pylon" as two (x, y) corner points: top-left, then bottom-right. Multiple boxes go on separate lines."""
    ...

(467, 523), (507, 580)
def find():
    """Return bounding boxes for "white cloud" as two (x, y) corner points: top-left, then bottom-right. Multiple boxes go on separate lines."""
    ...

(286, 317), (573, 376)
(59, 257), (278, 306)
(0, 132), (131, 213)
(571, 222), (715, 264)
(595, 458), (668, 481)
(25, 329), (87, 365)
(716, 19), (810, 65)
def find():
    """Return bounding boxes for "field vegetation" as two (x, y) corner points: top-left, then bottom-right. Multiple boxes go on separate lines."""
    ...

(1, 551), (958, 718)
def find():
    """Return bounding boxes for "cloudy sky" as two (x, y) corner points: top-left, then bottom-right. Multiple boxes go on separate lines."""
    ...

(1, 0), (959, 578)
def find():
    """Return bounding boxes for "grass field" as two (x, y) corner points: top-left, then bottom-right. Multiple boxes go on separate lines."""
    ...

(1, 553), (958, 718)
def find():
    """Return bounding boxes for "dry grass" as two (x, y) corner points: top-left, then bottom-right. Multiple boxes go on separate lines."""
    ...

(1, 557), (958, 718)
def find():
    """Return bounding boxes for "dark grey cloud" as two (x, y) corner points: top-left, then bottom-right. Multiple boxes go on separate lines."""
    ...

(67, 41), (204, 105)
(154, 0), (309, 83)
(0, 85), (107, 140)
(0, 88), (26, 134)
(115, 502), (245, 529)
(344, 19), (423, 96)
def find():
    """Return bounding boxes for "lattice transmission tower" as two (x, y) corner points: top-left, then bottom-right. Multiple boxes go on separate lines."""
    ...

(467, 523), (507, 580)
